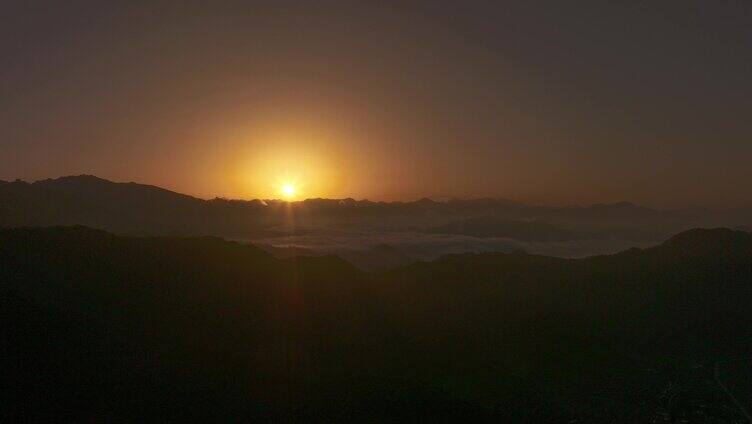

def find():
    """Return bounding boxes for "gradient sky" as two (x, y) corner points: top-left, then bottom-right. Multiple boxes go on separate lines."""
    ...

(2, 1), (751, 207)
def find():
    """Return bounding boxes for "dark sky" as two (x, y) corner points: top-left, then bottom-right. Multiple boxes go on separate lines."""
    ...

(2, 0), (751, 207)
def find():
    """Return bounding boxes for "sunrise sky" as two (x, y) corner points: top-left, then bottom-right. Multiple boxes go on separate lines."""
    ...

(2, 1), (751, 207)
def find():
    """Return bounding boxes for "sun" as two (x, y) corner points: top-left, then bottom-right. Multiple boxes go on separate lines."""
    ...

(280, 183), (297, 200)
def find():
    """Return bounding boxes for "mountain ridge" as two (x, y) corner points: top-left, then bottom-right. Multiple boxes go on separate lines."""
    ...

(2, 175), (751, 256)
(0, 175), (702, 209)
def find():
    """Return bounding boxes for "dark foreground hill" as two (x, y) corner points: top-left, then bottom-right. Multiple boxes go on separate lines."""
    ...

(2, 226), (752, 421)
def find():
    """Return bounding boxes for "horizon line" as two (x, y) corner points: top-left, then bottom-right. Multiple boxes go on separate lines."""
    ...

(0, 173), (740, 212)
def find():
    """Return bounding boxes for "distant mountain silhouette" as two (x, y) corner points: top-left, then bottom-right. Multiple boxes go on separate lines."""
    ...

(735, 224), (752, 233)
(3, 176), (749, 244)
(0, 175), (209, 234)
(424, 216), (578, 241)
(2, 225), (752, 421)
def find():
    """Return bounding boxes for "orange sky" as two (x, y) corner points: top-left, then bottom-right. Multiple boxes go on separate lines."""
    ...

(2, 1), (752, 208)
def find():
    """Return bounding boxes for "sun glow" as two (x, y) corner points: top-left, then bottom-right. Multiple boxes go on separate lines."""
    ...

(227, 126), (349, 200)
(280, 182), (298, 200)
